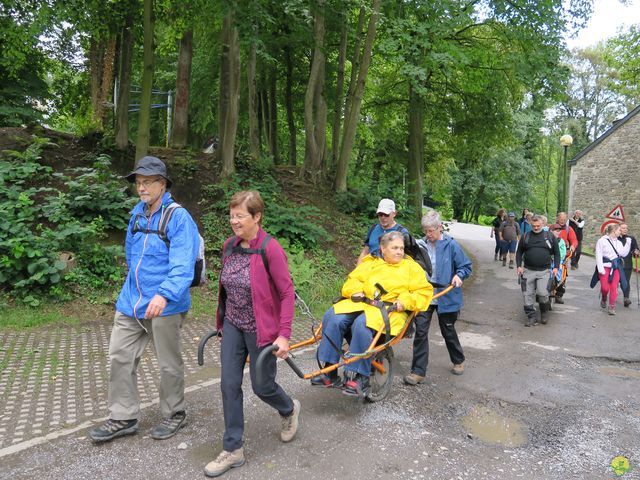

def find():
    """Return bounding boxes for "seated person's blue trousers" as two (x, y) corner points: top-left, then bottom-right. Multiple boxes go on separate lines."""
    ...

(317, 307), (373, 377)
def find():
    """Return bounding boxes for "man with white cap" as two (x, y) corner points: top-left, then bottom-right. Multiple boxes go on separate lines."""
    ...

(356, 198), (409, 264)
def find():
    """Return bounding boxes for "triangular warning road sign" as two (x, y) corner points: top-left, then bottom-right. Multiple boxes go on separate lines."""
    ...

(605, 204), (625, 221)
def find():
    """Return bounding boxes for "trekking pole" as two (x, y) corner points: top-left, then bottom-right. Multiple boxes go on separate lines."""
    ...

(635, 259), (639, 309)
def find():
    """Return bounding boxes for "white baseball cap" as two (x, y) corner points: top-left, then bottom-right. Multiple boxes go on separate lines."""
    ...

(377, 198), (396, 214)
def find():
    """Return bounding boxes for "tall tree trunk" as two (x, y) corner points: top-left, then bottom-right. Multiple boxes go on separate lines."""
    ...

(342, 7), (365, 135)
(98, 36), (117, 129)
(330, 12), (347, 169)
(135, 0), (155, 162)
(284, 45), (296, 166)
(407, 84), (424, 218)
(268, 68), (279, 164)
(302, 0), (327, 182)
(115, 14), (134, 150)
(89, 39), (104, 129)
(247, 40), (260, 160)
(334, 0), (381, 192)
(171, 29), (193, 148)
(219, 13), (240, 177)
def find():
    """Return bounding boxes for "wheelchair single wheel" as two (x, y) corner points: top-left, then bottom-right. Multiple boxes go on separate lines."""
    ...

(366, 347), (394, 402)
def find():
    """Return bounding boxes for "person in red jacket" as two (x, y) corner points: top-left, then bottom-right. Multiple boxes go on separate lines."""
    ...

(554, 212), (578, 304)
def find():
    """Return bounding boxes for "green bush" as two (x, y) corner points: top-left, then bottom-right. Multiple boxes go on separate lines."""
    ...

(0, 138), (131, 303)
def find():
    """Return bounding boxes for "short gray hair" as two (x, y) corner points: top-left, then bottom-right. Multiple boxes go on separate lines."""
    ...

(531, 214), (543, 222)
(421, 210), (441, 230)
(380, 230), (405, 247)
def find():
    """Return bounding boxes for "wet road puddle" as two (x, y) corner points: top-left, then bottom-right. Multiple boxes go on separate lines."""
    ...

(462, 406), (526, 447)
(599, 366), (640, 379)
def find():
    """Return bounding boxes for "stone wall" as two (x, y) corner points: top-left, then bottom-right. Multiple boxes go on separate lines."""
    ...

(568, 110), (640, 249)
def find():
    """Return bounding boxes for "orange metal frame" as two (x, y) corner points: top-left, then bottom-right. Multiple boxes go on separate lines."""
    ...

(288, 285), (455, 380)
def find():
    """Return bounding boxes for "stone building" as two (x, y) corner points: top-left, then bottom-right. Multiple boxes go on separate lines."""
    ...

(567, 105), (640, 248)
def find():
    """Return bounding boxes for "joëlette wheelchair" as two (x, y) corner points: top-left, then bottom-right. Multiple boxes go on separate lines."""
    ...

(198, 283), (453, 403)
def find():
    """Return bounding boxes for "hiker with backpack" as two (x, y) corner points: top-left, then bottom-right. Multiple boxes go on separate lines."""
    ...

(516, 215), (560, 327)
(498, 212), (521, 268)
(404, 210), (472, 385)
(490, 208), (506, 261)
(204, 190), (300, 478)
(618, 223), (640, 308)
(90, 156), (200, 443)
(592, 223), (632, 316)
(356, 198), (409, 265)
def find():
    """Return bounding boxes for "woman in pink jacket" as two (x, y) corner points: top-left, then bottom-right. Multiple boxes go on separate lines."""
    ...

(594, 223), (631, 315)
(205, 191), (299, 478)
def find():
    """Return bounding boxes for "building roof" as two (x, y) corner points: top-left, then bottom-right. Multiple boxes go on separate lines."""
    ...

(567, 104), (640, 166)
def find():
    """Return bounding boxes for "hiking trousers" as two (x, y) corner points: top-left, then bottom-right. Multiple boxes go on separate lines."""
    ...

(522, 268), (549, 306)
(108, 311), (186, 421)
(410, 306), (465, 376)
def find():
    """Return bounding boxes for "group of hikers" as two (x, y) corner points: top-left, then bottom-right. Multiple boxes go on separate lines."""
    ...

(87, 156), (472, 478)
(492, 207), (639, 326)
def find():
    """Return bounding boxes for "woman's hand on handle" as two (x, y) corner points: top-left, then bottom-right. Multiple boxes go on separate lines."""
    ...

(273, 336), (290, 359)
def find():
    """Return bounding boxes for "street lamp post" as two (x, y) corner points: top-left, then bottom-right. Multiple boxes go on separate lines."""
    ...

(559, 134), (573, 212)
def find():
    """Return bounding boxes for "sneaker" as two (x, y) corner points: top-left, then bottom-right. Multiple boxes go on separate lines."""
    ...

(451, 363), (465, 375)
(600, 300), (607, 309)
(494, 253), (498, 261)
(624, 298), (631, 307)
(608, 305), (616, 316)
(310, 371), (342, 388)
(403, 372), (426, 385)
(150, 410), (186, 440)
(508, 260), (514, 269)
(280, 399), (300, 443)
(555, 297), (564, 304)
(89, 419), (138, 443)
(204, 448), (245, 477)
(343, 374), (370, 397)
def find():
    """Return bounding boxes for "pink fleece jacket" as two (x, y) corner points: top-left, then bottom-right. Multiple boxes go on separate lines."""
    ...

(216, 228), (295, 346)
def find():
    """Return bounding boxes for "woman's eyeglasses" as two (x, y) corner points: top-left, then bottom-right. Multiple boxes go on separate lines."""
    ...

(229, 213), (251, 221)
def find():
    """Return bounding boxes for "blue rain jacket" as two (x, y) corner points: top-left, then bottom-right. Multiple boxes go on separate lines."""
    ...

(115, 192), (200, 319)
(428, 234), (472, 313)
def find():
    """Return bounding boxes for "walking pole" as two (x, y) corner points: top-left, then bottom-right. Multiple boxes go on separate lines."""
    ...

(635, 258), (639, 309)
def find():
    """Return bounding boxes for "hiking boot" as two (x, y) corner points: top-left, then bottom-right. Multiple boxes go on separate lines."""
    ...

(554, 296), (564, 304)
(494, 253), (498, 261)
(280, 399), (300, 443)
(539, 302), (551, 325)
(600, 300), (607, 309)
(524, 305), (536, 327)
(508, 260), (514, 269)
(403, 372), (426, 385)
(150, 410), (186, 440)
(310, 371), (342, 388)
(451, 363), (465, 375)
(89, 419), (138, 443)
(608, 305), (616, 316)
(343, 374), (370, 397)
(204, 448), (245, 477)
(624, 298), (631, 307)
(502, 258), (507, 267)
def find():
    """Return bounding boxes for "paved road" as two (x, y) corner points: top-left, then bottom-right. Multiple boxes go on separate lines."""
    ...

(1, 222), (639, 479)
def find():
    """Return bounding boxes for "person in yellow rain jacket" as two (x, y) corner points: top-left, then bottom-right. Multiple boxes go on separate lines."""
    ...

(311, 231), (432, 397)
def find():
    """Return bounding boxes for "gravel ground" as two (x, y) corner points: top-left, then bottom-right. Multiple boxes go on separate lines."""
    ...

(2, 222), (639, 480)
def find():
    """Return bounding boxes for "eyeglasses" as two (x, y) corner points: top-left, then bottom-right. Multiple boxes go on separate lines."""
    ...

(229, 213), (251, 221)
(377, 212), (390, 218)
(135, 178), (161, 189)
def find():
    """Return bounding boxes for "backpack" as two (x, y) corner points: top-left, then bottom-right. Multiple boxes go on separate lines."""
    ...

(404, 234), (433, 278)
(133, 202), (207, 287)
(222, 234), (272, 274)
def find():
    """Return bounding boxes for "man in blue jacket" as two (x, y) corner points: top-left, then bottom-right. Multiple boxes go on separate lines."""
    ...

(404, 211), (472, 384)
(90, 156), (199, 443)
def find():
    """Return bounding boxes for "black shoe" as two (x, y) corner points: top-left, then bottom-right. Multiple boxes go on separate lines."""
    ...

(555, 297), (564, 304)
(343, 374), (370, 398)
(624, 298), (631, 308)
(150, 411), (187, 440)
(89, 419), (138, 443)
(310, 371), (342, 388)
